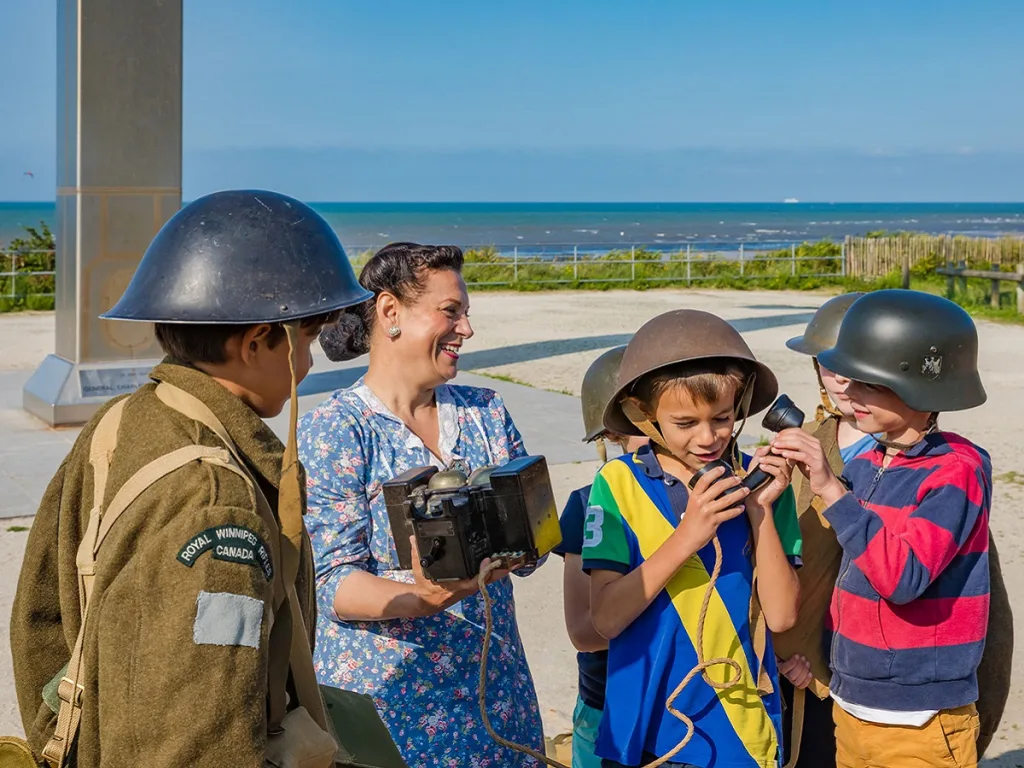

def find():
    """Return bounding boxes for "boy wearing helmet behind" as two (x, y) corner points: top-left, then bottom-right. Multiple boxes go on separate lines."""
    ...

(581, 310), (802, 768)
(771, 293), (873, 768)
(9, 191), (406, 768)
(772, 290), (993, 768)
(552, 345), (647, 768)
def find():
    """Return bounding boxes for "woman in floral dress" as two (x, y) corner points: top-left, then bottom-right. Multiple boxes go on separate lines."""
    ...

(297, 242), (544, 767)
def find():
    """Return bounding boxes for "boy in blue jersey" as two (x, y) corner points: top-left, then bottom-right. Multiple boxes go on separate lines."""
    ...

(553, 345), (648, 768)
(582, 310), (802, 768)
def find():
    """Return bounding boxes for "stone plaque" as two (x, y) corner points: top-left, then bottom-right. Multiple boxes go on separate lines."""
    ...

(78, 365), (154, 400)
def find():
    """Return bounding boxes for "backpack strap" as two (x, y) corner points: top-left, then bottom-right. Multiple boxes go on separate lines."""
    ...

(42, 400), (241, 767)
(76, 398), (128, 614)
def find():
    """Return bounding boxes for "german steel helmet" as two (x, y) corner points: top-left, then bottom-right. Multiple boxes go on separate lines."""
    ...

(604, 309), (778, 437)
(580, 346), (627, 442)
(817, 289), (986, 412)
(102, 189), (372, 323)
(785, 292), (865, 357)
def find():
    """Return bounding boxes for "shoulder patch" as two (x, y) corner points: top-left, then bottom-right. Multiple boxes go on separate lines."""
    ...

(176, 525), (273, 580)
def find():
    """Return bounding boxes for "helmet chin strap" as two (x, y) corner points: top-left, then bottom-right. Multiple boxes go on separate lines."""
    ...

(813, 359), (843, 421)
(619, 372), (758, 475)
(279, 323), (306, 552)
(875, 413), (939, 452)
(620, 397), (671, 452)
(724, 373), (756, 475)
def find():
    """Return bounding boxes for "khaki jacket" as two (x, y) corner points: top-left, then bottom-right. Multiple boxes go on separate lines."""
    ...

(11, 361), (318, 767)
(772, 415), (845, 699)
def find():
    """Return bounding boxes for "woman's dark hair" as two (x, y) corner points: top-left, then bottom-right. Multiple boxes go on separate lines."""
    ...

(319, 242), (464, 361)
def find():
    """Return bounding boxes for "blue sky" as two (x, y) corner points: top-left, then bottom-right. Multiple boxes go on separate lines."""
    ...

(2, 0), (1023, 201)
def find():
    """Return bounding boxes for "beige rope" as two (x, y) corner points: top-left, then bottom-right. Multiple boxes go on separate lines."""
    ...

(477, 536), (741, 768)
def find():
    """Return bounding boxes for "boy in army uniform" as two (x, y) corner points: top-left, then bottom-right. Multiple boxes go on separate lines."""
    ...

(9, 190), (406, 767)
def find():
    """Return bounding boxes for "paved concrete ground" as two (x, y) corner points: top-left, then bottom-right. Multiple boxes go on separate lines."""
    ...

(2, 291), (1023, 766)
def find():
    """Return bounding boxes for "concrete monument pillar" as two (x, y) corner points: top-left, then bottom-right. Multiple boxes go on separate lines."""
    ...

(23, 0), (182, 426)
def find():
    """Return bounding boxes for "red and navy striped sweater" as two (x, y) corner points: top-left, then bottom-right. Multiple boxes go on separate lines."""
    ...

(823, 431), (992, 712)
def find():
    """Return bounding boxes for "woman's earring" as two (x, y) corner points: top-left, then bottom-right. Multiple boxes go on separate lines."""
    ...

(387, 325), (401, 338)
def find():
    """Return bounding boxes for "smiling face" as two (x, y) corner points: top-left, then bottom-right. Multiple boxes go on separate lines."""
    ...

(844, 378), (931, 438)
(651, 382), (738, 468)
(376, 267), (473, 387)
(818, 362), (856, 419)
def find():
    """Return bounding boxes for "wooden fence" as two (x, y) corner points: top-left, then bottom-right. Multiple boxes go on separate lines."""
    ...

(936, 261), (1024, 314)
(844, 235), (1024, 278)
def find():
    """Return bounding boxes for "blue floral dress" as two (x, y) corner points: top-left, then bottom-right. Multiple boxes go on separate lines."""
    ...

(297, 378), (545, 767)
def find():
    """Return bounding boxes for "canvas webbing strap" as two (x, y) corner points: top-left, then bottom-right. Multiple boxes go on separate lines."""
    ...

(43, 398), (127, 766)
(782, 686), (805, 768)
(43, 407), (241, 766)
(747, 588), (774, 696)
(78, 398), (127, 613)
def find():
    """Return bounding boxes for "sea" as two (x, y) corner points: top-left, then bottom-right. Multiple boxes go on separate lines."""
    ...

(3, 202), (1024, 253)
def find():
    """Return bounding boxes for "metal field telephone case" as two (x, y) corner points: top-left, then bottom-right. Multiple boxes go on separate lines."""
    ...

(382, 455), (562, 582)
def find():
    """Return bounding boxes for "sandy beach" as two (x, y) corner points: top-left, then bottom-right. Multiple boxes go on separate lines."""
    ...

(2, 289), (1022, 765)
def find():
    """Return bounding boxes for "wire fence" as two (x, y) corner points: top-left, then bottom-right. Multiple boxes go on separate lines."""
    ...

(0, 249), (56, 310)
(0, 241), (847, 309)
(12, 234), (1024, 302)
(350, 241), (847, 288)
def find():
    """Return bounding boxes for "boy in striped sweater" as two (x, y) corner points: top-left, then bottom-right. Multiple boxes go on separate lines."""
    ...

(771, 290), (991, 768)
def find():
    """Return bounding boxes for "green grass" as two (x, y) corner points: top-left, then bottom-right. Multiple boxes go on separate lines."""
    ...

(3, 227), (1022, 326)
(355, 241), (1024, 326)
(6, 525), (29, 532)
(0, 222), (56, 312)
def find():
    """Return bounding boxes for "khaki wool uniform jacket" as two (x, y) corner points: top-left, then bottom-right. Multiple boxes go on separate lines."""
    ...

(10, 361), (320, 767)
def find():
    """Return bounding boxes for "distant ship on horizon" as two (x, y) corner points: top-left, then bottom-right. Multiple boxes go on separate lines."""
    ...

(784, 198), (799, 203)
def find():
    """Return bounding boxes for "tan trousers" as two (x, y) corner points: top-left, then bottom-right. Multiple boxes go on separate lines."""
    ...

(833, 701), (980, 768)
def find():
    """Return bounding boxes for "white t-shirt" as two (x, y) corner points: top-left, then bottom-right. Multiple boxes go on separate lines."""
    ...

(831, 690), (938, 727)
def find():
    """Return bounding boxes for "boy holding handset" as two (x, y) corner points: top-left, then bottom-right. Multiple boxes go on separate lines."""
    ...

(582, 310), (802, 768)
(772, 290), (992, 768)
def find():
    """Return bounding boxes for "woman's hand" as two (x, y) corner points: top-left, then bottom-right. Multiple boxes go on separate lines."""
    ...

(672, 464), (749, 553)
(770, 429), (847, 506)
(778, 654), (813, 689)
(409, 536), (510, 615)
